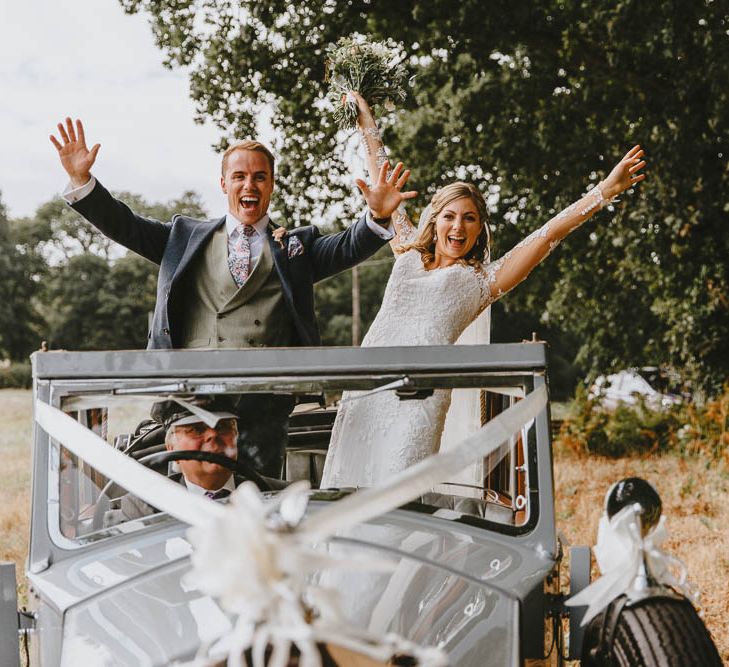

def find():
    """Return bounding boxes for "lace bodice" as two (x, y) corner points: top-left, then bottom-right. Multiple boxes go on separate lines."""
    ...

(357, 120), (609, 301)
(363, 176), (609, 346)
(363, 250), (490, 347)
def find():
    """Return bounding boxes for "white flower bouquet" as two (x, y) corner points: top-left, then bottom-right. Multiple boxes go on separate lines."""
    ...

(325, 35), (408, 130)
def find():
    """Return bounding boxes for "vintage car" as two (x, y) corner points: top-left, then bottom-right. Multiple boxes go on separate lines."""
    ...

(0, 344), (720, 666)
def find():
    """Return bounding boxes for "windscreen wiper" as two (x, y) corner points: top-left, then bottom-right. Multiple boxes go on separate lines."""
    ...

(338, 375), (434, 404)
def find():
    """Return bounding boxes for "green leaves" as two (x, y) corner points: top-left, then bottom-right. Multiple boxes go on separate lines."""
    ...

(0, 195), (46, 360)
(0, 191), (208, 357)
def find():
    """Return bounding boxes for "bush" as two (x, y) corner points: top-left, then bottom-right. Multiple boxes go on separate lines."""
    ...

(0, 362), (32, 389)
(677, 384), (729, 462)
(555, 384), (717, 459)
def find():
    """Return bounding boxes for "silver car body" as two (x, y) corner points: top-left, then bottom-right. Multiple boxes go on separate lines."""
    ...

(10, 344), (563, 666)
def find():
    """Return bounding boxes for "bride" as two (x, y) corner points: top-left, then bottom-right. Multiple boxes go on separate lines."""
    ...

(320, 93), (646, 488)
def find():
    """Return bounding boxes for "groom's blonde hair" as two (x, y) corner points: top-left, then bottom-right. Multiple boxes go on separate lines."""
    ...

(221, 140), (276, 177)
(402, 182), (491, 268)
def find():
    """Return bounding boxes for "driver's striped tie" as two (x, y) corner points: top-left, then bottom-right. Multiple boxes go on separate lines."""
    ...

(205, 488), (232, 500)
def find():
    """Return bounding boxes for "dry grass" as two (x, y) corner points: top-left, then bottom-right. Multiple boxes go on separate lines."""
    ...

(555, 446), (729, 662)
(0, 390), (32, 573)
(1, 389), (727, 660)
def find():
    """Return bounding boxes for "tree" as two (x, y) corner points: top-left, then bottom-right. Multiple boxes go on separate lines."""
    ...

(24, 198), (117, 262)
(20, 190), (209, 351)
(44, 252), (159, 351)
(315, 246), (393, 345)
(99, 253), (159, 350)
(0, 194), (47, 359)
(120, 0), (729, 393)
(44, 253), (114, 350)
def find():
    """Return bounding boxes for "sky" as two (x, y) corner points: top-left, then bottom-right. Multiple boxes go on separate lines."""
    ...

(0, 0), (228, 220)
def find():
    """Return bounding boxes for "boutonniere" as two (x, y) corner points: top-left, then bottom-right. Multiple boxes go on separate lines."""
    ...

(272, 227), (288, 249)
(287, 235), (304, 259)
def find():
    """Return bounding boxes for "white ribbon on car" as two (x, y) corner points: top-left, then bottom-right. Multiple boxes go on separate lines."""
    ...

(34, 401), (223, 527)
(566, 502), (698, 625)
(299, 385), (547, 542)
(183, 482), (447, 667)
(36, 384), (547, 667)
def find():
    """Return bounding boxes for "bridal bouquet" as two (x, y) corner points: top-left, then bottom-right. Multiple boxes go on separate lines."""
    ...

(325, 35), (409, 130)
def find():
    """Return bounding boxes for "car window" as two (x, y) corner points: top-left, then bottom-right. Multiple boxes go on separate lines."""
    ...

(55, 401), (171, 542)
(52, 377), (537, 546)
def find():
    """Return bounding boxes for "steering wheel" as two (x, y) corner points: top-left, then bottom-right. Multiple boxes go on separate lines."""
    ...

(137, 449), (273, 492)
(90, 449), (273, 532)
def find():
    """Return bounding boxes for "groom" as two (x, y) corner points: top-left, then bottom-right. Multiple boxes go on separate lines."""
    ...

(50, 118), (416, 350)
(50, 117), (417, 475)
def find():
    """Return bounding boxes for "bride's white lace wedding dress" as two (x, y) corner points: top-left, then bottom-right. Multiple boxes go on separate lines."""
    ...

(320, 248), (491, 488)
(319, 124), (611, 489)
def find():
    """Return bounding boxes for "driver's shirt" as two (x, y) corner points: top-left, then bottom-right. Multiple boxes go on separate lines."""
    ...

(184, 476), (236, 497)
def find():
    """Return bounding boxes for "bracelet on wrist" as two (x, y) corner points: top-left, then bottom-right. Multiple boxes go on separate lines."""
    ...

(579, 182), (618, 216)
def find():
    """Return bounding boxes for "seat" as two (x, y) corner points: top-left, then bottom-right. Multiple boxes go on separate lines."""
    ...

(415, 491), (515, 525)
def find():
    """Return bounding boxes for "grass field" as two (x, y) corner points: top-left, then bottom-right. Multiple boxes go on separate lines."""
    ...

(554, 447), (729, 661)
(1, 388), (726, 661)
(0, 390), (32, 586)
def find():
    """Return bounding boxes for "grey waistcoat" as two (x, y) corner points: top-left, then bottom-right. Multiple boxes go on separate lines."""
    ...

(179, 226), (295, 348)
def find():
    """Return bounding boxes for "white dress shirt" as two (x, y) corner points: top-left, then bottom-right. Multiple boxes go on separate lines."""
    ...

(184, 475), (236, 497)
(62, 176), (98, 203)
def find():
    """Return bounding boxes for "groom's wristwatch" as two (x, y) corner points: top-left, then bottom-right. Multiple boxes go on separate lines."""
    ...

(369, 210), (391, 225)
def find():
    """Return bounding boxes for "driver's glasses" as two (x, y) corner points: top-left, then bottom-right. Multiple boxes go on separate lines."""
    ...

(174, 418), (238, 441)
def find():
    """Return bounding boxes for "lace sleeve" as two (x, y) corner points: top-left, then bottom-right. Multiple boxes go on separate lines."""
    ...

(482, 184), (613, 303)
(358, 125), (417, 248)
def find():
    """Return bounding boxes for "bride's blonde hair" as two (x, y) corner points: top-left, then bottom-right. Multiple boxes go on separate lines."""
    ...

(400, 182), (491, 268)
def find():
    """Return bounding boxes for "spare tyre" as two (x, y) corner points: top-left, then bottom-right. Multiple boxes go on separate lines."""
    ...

(581, 594), (722, 666)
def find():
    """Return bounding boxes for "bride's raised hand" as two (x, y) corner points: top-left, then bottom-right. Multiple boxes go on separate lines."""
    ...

(356, 161), (418, 221)
(348, 91), (377, 130)
(49, 118), (101, 188)
(602, 145), (647, 199)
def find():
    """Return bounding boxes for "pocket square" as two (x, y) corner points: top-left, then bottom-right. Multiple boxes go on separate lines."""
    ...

(287, 235), (304, 258)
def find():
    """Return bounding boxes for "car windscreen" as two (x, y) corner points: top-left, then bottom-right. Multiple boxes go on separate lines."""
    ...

(48, 373), (539, 546)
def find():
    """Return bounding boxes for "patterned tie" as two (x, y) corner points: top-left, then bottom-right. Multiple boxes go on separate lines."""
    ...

(228, 224), (256, 287)
(204, 488), (231, 500)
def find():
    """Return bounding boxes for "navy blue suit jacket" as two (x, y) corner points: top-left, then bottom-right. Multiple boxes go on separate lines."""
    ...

(71, 181), (388, 349)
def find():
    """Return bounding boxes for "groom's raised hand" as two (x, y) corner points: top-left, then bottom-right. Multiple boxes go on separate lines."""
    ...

(49, 118), (100, 188)
(355, 161), (417, 222)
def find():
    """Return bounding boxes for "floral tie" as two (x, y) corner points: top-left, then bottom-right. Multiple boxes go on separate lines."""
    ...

(228, 224), (256, 287)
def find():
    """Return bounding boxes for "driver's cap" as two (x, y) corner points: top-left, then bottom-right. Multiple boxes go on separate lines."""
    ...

(151, 396), (238, 430)
(170, 411), (237, 428)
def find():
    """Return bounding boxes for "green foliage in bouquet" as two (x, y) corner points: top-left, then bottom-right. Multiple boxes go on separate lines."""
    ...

(325, 35), (408, 130)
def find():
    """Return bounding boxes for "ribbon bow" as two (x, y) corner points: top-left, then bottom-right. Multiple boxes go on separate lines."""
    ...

(567, 503), (698, 625)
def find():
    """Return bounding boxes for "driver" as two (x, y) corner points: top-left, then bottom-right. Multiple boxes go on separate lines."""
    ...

(104, 396), (245, 526)
(152, 397), (240, 498)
